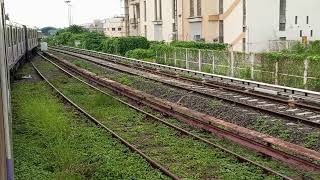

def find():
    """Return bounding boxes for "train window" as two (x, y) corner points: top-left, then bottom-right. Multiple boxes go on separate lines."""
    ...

(5, 27), (9, 45)
(18, 29), (20, 42)
(12, 28), (16, 43)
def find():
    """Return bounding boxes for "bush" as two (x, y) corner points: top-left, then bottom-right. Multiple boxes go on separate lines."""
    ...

(103, 36), (150, 55)
(170, 41), (228, 51)
(125, 49), (155, 60)
(80, 32), (106, 51)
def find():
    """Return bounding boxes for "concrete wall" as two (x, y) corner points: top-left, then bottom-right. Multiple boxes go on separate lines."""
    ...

(104, 17), (126, 37)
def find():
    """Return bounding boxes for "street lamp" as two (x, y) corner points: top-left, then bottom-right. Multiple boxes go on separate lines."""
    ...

(65, 0), (72, 26)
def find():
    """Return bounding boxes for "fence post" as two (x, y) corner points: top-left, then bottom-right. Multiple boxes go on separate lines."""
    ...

(186, 48), (189, 69)
(304, 59), (309, 89)
(174, 49), (177, 67)
(250, 53), (255, 79)
(230, 50), (234, 77)
(198, 49), (202, 71)
(275, 61), (279, 85)
(212, 51), (215, 73)
(164, 52), (167, 64)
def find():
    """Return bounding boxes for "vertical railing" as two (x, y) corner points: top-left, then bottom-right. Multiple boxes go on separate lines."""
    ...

(154, 47), (317, 90)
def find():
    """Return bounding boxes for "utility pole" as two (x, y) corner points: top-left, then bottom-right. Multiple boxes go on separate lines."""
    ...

(65, 0), (72, 26)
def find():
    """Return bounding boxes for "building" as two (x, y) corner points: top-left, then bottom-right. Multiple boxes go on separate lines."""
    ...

(80, 19), (104, 33)
(103, 16), (126, 37)
(178, 0), (320, 52)
(127, 0), (178, 42)
(124, 0), (320, 52)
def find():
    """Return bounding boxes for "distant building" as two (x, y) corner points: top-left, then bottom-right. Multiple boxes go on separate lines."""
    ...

(80, 19), (104, 33)
(103, 16), (126, 37)
(124, 0), (320, 52)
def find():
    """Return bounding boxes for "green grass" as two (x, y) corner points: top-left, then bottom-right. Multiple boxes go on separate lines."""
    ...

(32, 57), (290, 179)
(209, 99), (223, 109)
(12, 64), (167, 180)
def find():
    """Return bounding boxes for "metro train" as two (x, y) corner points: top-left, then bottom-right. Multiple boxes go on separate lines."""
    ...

(4, 23), (41, 70)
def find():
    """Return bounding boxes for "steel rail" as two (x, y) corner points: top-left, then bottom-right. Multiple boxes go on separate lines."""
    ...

(31, 61), (181, 180)
(37, 53), (293, 179)
(49, 48), (320, 128)
(41, 52), (320, 173)
(53, 45), (320, 102)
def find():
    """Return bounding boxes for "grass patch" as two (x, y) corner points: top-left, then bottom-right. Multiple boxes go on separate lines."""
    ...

(12, 63), (166, 179)
(209, 99), (223, 109)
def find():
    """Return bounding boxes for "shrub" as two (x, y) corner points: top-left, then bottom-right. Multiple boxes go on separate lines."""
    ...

(125, 48), (155, 60)
(170, 41), (228, 51)
(80, 32), (106, 51)
(103, 36), (150, 55)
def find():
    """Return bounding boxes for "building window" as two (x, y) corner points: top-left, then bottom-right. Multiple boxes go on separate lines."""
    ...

(306, 16), (309, 24)
(118, 27), (122, 31)
(280, 37), (287, 41)
(197, 0), (201, 16)
(154, 0), (158, 20)
(242, 38), (246, 52)
(295, 16), (298, 24)
(219, 0), (223, 14)
(279, 0), (286, 31)
(279, 23), (286, 31)
(300, 30), (303, 37)
(144, 25), (147, 37)
(219, 20), (224, 43)
(112, 28), (116, 31)
(159, 0), (162, 20)
(311, 30), (313, 37)
(154, 0), (162, 20)
(144, 1), (147, 22)
(190, 0), (194, 17)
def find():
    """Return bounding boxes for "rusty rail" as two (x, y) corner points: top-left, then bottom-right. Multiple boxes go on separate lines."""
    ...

(42, 52), (320, 173)
(31, 60), (180, 180)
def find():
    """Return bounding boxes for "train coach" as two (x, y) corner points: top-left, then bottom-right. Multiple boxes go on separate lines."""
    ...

(5, 23), (40, 71)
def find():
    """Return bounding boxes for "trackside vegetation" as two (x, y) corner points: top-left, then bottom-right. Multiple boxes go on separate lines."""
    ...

(12, 64), (167, 179)
(45, 25), (228, 58)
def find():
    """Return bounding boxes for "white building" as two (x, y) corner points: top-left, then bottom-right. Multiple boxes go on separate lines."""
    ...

(125, 0), (320, 52)
(80, 19), (104, 33)
(103, 16), (126, 37)
(127, 0), (177, 42)
(218, 0), (320, 52)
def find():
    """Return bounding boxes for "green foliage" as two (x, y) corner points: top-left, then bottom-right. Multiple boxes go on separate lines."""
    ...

(125, 48), (155, 60)
(80, 32), (106, 51)
(103, 36), (150, 55)
(170, 41), (228, 51)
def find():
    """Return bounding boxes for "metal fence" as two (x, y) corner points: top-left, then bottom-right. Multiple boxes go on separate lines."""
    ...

(155, 47), (320, 91)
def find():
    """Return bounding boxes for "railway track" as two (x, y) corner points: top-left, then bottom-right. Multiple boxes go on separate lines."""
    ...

(50, 47), (320, 128)
(31, 53), (298, 179)
(39, 52), (320, 174)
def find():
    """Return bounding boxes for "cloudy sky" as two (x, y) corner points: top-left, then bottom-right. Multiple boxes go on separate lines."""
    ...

(5, 0), (122, 28)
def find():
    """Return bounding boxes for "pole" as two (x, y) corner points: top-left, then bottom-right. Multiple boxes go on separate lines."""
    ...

(65, 1), (72, 27)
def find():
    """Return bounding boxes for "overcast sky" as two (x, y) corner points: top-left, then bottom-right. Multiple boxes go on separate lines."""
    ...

(5, 0), (122, 28)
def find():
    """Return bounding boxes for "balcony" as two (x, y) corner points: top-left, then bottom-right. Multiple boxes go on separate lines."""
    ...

(188, 16), (202, 23)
